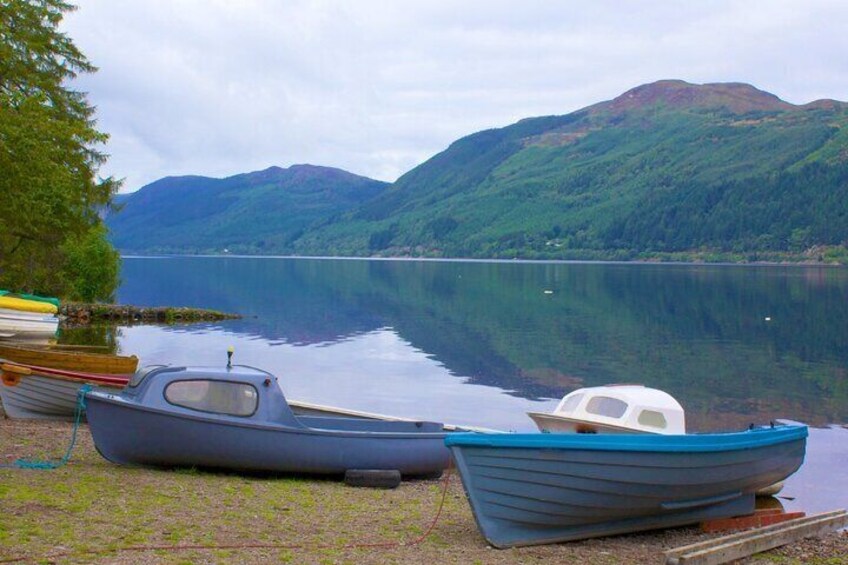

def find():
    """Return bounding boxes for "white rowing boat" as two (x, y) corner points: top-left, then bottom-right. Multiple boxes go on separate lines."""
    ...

(0, 309), (59, 339)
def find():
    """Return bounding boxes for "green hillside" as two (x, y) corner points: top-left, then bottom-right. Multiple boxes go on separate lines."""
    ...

(107, 165), (389, 254)
(292, 80), (848, 262)
(107, 80), (848, 262)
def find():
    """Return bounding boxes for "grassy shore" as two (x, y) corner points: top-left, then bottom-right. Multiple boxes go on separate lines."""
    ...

(1, 417), (845, 564)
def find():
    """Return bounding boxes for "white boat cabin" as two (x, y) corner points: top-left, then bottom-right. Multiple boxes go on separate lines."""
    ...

(527, 384), (686, 434)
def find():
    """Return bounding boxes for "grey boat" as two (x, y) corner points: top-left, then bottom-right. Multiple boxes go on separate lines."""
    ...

(85, 364), (451, 478)
(445, 426), (807, 548)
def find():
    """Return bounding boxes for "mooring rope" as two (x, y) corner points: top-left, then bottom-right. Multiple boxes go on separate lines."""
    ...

(0, 384), (91, 470)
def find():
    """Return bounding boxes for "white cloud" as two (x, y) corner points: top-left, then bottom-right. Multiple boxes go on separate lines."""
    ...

(63, 0), (848, 191)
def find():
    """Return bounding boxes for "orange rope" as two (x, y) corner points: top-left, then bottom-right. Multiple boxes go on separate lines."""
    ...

(0, 460), (455, 563)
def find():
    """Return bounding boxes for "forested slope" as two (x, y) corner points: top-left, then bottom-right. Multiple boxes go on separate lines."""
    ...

(108, 81), (848, 262)
(107, 165), (389, 254)
(293, 80), (848, 261)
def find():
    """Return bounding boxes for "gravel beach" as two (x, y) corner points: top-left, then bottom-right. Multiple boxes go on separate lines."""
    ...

(1, 414), (845, 564)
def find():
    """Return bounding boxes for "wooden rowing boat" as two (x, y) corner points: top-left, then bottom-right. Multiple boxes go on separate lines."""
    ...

(0, 310), (58, 339)
(0, 342), (138, 374)
(0, 362), (130, 420)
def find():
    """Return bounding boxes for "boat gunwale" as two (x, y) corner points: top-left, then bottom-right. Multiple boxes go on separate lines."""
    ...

(1, 362), (131, 386)
(0, 308), (59, 321)
(0, 342), (137, 362)
(445, 426), (808, 452)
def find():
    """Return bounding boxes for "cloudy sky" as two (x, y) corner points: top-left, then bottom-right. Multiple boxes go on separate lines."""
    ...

(63, 0), (848, 192)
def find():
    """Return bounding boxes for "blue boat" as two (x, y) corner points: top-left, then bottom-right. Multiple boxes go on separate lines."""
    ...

(445, 426), (807, 548)
(85, 364), (451, 478)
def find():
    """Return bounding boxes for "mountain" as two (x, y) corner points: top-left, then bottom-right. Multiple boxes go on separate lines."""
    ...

(107, 165), (389, 254)
(291, 80), (848, 261)
(107, 80), (848, 261)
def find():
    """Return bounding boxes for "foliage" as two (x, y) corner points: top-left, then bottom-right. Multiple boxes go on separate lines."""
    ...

(61, 223), (120, 301)
(0, 0), (120, 299)
(603, 161), (848, 253)
(106, 165), (388, 253)
(290, 87), (848, 262)
(106, 81), (848, 263)
(368, 230), (392, 251)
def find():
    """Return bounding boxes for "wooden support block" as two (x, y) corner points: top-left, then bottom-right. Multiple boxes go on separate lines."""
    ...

(752, 508), (784, 516)
(665, 509), (848, 565)
(699, 508), (781, 533)
(701, 510), (806, 532)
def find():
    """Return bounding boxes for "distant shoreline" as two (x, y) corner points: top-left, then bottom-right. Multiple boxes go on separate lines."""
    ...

(118, 253), (848, 268)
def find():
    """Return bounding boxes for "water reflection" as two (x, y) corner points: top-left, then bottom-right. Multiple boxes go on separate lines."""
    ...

(111, 257), (848, 429)
(110, 324), (537, 431)
(781, 425), (848, 515)
(58, 323), (123, 354)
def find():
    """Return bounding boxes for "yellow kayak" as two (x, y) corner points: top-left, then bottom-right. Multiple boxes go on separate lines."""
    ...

(0, 295), (59, 314)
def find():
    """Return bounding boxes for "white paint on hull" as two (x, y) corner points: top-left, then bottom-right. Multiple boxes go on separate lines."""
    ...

(0, 374), (120, 420)
(0, 311), (58, 338)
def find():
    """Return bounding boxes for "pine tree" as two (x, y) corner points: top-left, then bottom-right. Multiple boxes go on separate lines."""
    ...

(0, 0), (120, 300)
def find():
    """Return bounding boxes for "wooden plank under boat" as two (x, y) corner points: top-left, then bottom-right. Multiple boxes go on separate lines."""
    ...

(445, 426), (807, 548)
(0, 342), (138, 374)
(85, 364), (452, 479)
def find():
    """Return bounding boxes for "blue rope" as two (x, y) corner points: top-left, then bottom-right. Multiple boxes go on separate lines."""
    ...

(2, 384), (92, 470)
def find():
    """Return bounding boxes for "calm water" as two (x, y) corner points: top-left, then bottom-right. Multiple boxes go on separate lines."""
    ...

(84, 256), (848, 513)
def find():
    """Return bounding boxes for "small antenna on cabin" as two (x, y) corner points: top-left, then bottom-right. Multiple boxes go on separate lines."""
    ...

(227, 346), (234, 368)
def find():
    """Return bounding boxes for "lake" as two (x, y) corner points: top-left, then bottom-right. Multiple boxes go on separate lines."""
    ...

(98, 256), (847, 513)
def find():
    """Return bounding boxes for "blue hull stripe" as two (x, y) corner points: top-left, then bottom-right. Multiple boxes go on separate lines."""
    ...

(445, 425), (807, 452)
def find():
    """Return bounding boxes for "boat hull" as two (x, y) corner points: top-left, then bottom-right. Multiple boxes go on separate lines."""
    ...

(86, 391), (451, 477)
(0, 343), (138, 374)
(0, 310), (58, 338)
(0, 373), (122, 420)
(0, 295), (58, 314)
(445, 427), (807, 548)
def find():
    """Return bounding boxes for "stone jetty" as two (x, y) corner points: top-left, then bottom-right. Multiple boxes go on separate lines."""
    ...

(60, 302), (241, 324)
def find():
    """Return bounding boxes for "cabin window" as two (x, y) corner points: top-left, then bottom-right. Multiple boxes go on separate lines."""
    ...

(559, 393), (584, 413)
(585, 396), (628, 419)
(165, 380), (258, 417)
(637, 409), (668, 429)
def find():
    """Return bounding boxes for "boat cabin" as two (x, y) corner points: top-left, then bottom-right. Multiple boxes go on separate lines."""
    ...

(85, 363), (451, 478)
(527, 384), (686, 434)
